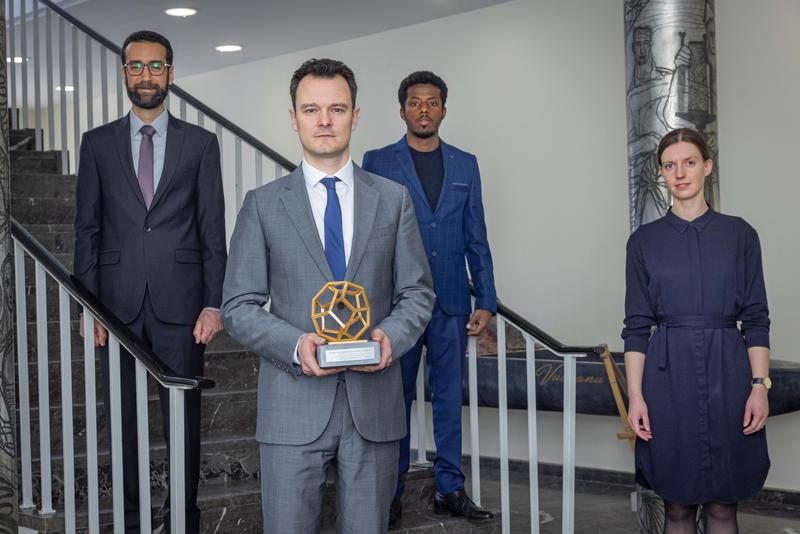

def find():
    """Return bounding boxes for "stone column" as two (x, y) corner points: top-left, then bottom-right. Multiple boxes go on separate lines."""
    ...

(0, 3), (20, 533)
(624, 0), (719, 231)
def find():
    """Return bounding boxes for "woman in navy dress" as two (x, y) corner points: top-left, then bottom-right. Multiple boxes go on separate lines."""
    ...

(623, 128), (770, 533)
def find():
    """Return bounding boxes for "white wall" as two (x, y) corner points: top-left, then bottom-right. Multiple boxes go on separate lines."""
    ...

(173, 0), (800, 491)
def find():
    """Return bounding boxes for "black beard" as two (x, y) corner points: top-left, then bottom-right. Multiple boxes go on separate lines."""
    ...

(127, 82), (169, 109)
(410, 128), (436, 140)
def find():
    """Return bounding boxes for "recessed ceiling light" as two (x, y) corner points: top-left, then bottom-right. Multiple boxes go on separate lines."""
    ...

(6, 56), (25, 63)
(215, 44), (242, 53)
(56, 85), (75, 92)
(165, 7), (197, 17)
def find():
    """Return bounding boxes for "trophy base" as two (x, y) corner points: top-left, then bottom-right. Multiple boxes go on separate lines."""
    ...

(317, 340), (381, 368)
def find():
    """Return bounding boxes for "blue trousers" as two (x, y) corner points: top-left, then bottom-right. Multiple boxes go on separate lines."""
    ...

(396, 305), (469, 498)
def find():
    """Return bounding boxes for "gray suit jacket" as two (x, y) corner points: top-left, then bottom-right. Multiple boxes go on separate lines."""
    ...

(221, 165), (434, 445)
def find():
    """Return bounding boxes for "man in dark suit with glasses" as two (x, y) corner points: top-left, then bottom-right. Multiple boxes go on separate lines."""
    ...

(74, 30), (227, 533)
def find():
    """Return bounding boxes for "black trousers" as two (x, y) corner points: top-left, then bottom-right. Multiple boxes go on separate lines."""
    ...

(99, 290), (204, 533)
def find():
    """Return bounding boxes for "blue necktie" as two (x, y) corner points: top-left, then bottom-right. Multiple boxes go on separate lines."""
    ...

(321, 177), (346, 280)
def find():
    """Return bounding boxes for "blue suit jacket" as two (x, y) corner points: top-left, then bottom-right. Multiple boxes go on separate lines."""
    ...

(363, 136), (496, 316)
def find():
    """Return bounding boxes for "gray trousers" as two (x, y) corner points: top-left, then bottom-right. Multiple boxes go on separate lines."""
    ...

(259, 381), (399, 533)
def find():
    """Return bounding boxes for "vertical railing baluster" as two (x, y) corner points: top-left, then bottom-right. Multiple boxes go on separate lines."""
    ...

(72, 25), (81, 171)
(170, 388), (187, 534)
(108, 336), (125, 533)
(20, 0), (29, 128)
(59, 286), (76, 533)
(58, 15), (68, 172)
(215, 123), (223, 165)
(255, 152), (263, 187)
(83, 311), (100, 534)
(414, 352), (427, 464)
(197, 110), (204, 128)
(235, 136), (243, 209)
(45, 8), (55, 150)
(179, 98), (187, 121)
(100, 46), (108, 124)
(136, 361), (151, 534)
(562, 354), (579, 534)
(497, 317), (510, 534)
(33, 0), (42, 150)
(85, 35), (93, 129)
(13, 242), (34, 509)
(35, 263), (55, 514)
(525, 334), (540, 534)
(274, 161), (283, 182)
(116, 61), (124, 118)
(467, 334), (481, 505)
(9, 0), (18, 129)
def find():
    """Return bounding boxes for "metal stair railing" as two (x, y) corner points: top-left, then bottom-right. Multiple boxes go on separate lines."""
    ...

(11, 215), (214, 533)
(411, 288), (603, 534)
(5, 0), (297, 203)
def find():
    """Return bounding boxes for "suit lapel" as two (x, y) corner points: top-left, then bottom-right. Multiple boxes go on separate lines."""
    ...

(150, 114), (185, 210)
(435, 140), (457, 214)
(279, 169), (333, 280)
(114, 114), (147, 208)
(345, 166), (379, 281)
(394, 137), (432, 215)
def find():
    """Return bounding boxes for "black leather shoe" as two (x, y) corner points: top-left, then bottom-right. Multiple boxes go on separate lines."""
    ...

(433, 489), (494, 522)
(389, 497), (402, 528)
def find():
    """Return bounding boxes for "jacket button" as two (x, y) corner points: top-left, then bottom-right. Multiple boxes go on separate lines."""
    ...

(144, 226), (151, 232)
(431, 250), (438, 257)
(431, 222), (437, 228)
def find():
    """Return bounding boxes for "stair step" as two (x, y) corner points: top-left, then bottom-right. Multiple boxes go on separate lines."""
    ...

(10, 128), (37, 150)
(10, 149), (64, 174)
(11, 173), (76, 200)
(11, 196), (76, 224)
(17, 465), (494, 533)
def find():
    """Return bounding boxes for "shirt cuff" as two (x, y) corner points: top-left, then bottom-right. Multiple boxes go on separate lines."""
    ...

(202, 307), (219, 312)
(293, 336), (302, 365)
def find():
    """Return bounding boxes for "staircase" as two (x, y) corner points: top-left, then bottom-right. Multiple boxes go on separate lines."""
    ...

(9, 128), (499, 533)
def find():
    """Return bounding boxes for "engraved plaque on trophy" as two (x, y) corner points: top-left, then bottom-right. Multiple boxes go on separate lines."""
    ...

(311, 281), (381, 368)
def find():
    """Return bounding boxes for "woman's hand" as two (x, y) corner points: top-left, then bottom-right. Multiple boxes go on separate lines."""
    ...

(628, 395), (653, 441)
(743, 386), (769, 435)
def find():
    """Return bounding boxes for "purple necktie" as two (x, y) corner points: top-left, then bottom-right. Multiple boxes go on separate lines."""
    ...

(137, 124), (156, 208)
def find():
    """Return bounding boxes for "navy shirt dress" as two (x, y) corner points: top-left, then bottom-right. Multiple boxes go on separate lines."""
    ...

(622, 208), (770, 504)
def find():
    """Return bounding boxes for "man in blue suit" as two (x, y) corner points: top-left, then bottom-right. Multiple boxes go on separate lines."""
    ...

(362, 71), (496, 524)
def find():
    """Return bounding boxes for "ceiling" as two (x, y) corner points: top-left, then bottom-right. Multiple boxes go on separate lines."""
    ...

(31, 0), (511, 77)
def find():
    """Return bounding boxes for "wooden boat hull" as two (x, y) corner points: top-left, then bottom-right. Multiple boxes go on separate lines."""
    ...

(416, 351), (800, 417)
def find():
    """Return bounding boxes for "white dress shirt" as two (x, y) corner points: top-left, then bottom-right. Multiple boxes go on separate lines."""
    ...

(302, 158), (355, 264)
(294, 157), (356, 365)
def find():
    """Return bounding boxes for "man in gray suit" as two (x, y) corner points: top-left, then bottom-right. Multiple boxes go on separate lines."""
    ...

(221, 59), (434, 533)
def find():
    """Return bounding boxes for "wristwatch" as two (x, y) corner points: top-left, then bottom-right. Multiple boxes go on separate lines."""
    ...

(752, 377), (772, 390)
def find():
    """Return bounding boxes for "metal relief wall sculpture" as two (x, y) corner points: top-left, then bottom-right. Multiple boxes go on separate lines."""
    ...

(625, 0), (719, 231)
(0, 3), (19, 532)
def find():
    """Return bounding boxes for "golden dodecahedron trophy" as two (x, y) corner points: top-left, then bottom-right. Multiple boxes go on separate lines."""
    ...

(311, 281), (381, 368)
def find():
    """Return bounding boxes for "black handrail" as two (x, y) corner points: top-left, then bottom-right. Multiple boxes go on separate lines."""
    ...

(471, 285), (604, 355)
(11, 218), (215, 390)
(37, 0), (298, 173)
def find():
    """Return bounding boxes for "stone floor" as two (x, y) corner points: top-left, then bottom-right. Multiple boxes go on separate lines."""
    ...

(470, 475), (800, 534)
(18, 476), (800, 533)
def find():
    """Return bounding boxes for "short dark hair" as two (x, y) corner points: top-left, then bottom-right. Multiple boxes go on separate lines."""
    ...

(121, 31), (173, 65)
(290, 58), (357, 108)
(398, 71), (448, 108)
(657, 128), (712, 163)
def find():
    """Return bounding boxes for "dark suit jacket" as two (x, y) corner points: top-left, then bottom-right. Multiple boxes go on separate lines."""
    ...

(363, 136), (496, 316)
(74, 112), (227, 326)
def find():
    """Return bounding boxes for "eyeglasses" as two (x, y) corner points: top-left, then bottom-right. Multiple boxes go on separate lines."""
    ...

(123, 61), (171, 76)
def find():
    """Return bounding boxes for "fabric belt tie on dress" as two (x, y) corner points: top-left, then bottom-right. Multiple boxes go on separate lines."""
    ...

(652, 314), (738, 370)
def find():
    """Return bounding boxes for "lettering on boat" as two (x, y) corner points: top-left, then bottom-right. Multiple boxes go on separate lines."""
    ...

(536, 363), (606, 385)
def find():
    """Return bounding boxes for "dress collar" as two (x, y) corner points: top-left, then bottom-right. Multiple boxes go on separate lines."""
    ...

(664, 205), (716, 233)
